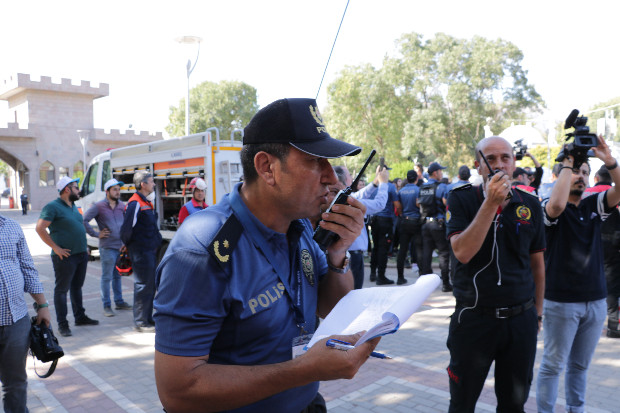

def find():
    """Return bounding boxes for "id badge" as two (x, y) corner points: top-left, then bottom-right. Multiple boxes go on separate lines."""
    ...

(292, 334), (312, 359)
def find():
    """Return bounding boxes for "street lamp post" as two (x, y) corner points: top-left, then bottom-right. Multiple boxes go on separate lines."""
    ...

(175, 36), (203, 136)
(77, 129), (90, 179)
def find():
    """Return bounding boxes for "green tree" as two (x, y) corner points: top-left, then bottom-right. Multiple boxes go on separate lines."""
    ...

(325, 32), (544, 176)
(399, 33), (544, 175)
(166, 80), (259, 139)
(324, 63), (410, 172)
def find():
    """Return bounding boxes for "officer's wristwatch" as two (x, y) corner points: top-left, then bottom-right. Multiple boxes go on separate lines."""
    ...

(327, 251), (351, 274)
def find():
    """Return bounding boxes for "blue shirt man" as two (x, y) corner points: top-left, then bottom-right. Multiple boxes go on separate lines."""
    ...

(332, 165), (389, 289)
(153, 98), (380, 413)
(83, 178), (131, 316)
(395, 170), (423, 284)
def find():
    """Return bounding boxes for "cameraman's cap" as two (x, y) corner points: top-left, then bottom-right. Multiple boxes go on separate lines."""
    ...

(104, 178), (124, 191)
(243, 98), (362, 158)
(428, 162), (447, 175)
(56, 176), (79, 192)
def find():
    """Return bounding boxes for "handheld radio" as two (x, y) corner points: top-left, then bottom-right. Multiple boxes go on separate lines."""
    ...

(313, 149), (376, 250)
(478, 150), (512, 199)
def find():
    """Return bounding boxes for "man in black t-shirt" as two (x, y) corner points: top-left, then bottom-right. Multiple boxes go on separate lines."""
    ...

(536, 136), (620, 413)
(445, 136), (545, 412)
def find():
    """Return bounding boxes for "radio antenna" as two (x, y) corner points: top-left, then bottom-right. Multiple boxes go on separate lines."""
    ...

(316, 0), (350, 100)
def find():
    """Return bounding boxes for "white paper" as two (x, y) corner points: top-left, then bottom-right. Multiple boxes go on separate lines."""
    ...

(307, 273), (441, 348)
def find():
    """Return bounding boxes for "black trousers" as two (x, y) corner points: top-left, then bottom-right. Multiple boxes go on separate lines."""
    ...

(447, 305), (538, 413)
(396, 217), (423, 278)
(370, 216), (393, 278)
(350, 250), (365, 290)
(421, 219), (450, 285)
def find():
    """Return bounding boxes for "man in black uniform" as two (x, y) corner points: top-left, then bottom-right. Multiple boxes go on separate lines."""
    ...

(445, 136), (545, 412)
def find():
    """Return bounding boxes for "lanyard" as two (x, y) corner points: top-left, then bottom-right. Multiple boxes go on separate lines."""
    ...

(230, 193), (307, 332)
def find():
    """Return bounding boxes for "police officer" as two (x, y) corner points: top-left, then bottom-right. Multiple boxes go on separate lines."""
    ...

(418, 162), (451, 291)
(153, 98), (379, 413)
(446, 136), (545, 412)
(369, 165), (401, 285)
(395, 170), (423, 285)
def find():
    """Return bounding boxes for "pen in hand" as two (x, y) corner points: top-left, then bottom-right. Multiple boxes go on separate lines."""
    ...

(326, 339), (392, 359)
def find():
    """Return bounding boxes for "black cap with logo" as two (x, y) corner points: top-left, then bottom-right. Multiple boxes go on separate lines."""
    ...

(243, 98), (361, 159)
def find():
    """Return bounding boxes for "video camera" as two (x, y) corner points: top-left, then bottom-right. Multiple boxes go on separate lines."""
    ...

(513, 139), (527, 161)
(555, 109), (598, 169)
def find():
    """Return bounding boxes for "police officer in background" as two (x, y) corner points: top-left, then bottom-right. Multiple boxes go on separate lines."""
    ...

(446, 136), (545, 412)
(418, 162), (451, 291)
(369, 165), (401, 285)
(395, 170), (423, 285)
(153, 98), (379, 413)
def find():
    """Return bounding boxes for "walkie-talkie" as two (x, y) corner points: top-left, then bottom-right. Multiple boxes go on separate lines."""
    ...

(478, 150), (512, 199)
(313, 149), (377, 250)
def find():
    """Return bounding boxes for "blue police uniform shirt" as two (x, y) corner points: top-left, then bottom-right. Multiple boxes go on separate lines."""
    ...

(374, 182), (398, 218)
(154, 182), (327, 413)
(426, 178), (448, 219)
(397, 183), (421, 219)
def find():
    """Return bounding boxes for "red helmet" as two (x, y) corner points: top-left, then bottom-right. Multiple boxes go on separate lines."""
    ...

(188, 177), (207, 192)
(115, 251), (133, 276)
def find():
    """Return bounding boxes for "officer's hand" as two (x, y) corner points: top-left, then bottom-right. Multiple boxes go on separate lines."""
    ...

(52, 246), (71, 260)
(99, 228), (110, 239)
(485, 172), (511, 205)
(319, 196), (366, 256)
(300, 332), (381, 381)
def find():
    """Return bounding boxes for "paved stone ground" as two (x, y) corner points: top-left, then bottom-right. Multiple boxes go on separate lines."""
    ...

(4, 208), (617, 412)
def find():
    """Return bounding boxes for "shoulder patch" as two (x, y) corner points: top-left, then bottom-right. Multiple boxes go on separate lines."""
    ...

(450, 183), (472, 192)
(515, 185), (537, 196)
(207, 214), (243, 270)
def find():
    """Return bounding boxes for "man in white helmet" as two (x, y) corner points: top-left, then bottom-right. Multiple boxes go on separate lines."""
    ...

(178, 177), (208, 225)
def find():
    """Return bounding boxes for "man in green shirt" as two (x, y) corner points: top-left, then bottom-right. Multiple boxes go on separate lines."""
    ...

(36, 176), (99, 337)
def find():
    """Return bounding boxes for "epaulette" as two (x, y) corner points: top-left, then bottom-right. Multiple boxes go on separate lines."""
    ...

(450, 183), (472, 192)
(515, 185), (537, 196)
(207, 214), (243, 270)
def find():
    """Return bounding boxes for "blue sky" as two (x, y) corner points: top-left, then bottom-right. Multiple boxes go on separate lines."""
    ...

(2, 0), (619, 138)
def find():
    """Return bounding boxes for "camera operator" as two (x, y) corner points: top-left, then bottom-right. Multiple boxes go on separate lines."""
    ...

(445, 136), (545, 412)
(536, 135), (620, 412)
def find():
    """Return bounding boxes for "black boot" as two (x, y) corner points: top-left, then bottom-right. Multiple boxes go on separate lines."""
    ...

(369, 272), (377, 282)
(376, 276), (395, 285)
(397, 277), (407, 285)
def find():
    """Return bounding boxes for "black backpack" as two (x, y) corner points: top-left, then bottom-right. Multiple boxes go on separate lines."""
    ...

(419, 182), (439, 219)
